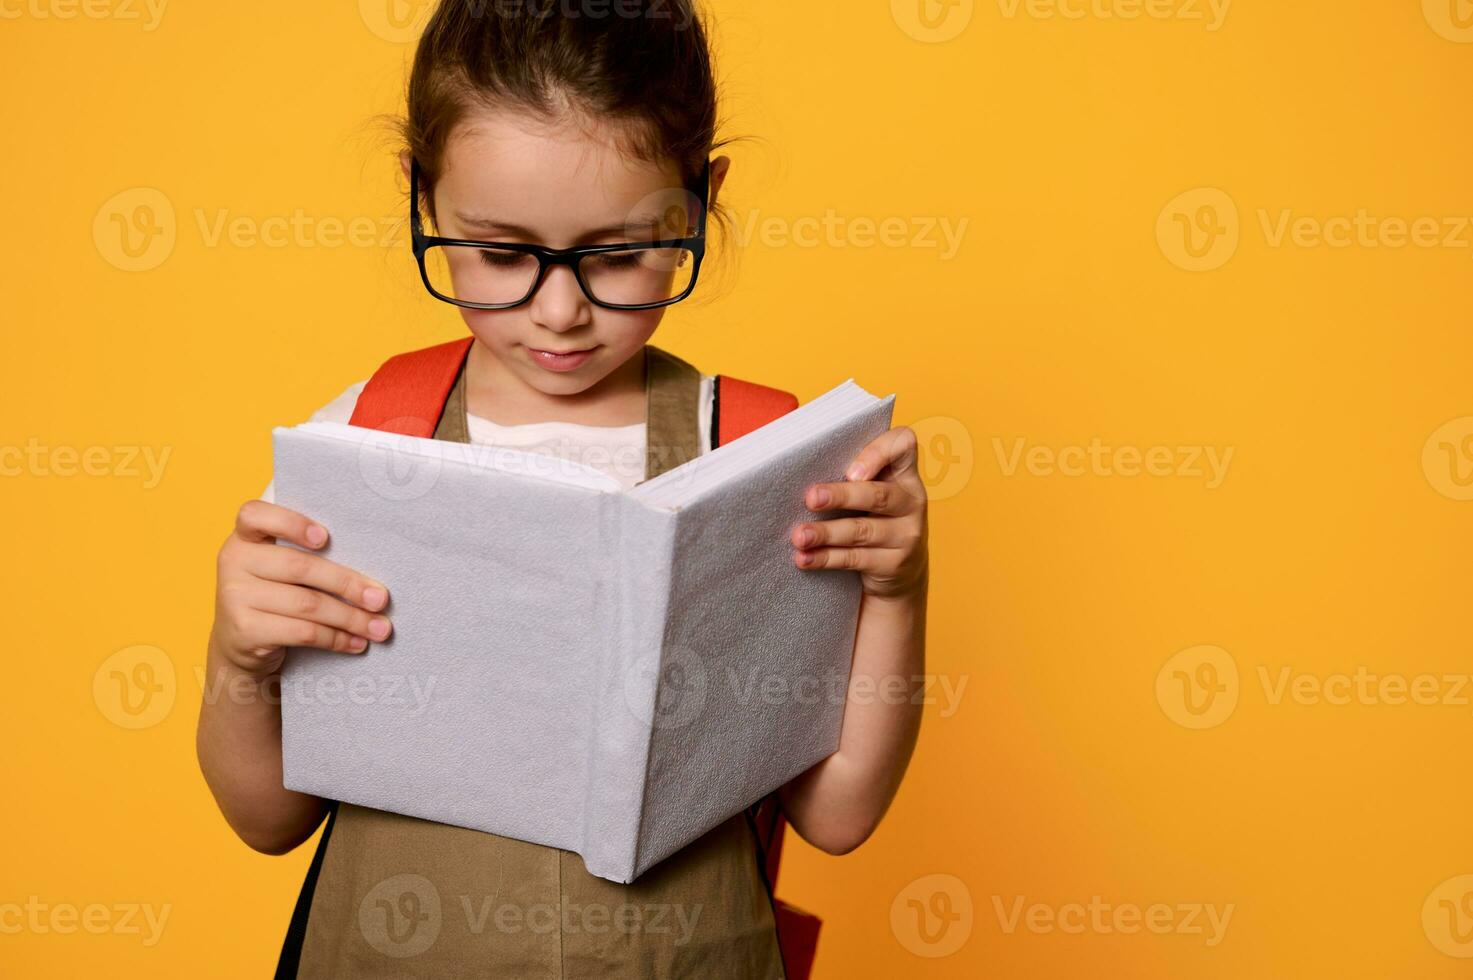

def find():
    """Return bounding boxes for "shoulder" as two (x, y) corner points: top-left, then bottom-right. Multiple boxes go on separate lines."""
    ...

(260, 381), (366, 502)
(306, 381), (367, 424)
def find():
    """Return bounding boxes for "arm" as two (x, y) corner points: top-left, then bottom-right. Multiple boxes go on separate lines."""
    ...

(780, 426), (930, 855)
(196, 501), (394, 855)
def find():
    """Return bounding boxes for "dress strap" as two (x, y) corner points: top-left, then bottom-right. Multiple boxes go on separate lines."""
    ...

(643, 344), (704, 481)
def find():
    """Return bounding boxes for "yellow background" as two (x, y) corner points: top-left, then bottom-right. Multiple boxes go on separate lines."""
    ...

(4, 0), (1473, 976)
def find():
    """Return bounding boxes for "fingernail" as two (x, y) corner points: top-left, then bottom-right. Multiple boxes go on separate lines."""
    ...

(811, 488), (830, 507)
(799, 527), (815, 547)
(846, 466), (864, 481)
(363, 586), (388, 610)
(368, 618), (392, 641)
(306, 524), (328, 547)
(350, 636), (367, 652)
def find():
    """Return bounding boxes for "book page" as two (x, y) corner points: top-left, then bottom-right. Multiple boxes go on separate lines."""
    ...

(273, 426), (624, 854)
(290, 420), (624, 495)
(630, 391), (897, 875)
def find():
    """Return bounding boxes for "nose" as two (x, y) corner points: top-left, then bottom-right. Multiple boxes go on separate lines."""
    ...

(527, 263), (593, 334)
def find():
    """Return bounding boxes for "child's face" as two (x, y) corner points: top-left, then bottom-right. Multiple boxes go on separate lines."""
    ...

(427, 108), (721, 398)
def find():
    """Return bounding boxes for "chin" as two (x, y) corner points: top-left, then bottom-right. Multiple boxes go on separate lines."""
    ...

(519, 362), (610, 394)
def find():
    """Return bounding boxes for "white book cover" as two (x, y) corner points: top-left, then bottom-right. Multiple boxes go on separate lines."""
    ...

(271, 379), (896, 882)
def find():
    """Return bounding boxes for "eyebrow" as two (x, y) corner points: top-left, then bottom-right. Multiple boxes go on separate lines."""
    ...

(451, 212), (667, 243)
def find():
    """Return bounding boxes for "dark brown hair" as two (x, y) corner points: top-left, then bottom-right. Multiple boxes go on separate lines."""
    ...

(403, 0), (733, 228)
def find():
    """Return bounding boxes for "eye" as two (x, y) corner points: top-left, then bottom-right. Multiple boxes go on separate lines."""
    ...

(591, 251), (644, 270)
(478, 249), (533, 269)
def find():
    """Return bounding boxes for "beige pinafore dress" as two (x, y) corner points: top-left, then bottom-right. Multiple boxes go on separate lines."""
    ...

(276, 346), (787, 979)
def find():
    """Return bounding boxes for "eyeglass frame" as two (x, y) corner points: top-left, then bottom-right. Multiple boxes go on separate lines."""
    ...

(408, 157), (710, 312)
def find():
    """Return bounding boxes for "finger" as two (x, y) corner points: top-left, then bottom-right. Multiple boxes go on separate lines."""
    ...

(804, 479), (914, 517)
(247, 610), (369, 656)
(244, 546), (390, 613)
(791, 516), (909, 550)
(843, 426), (920, 483)
(794, 545), (899, 572)
(249, 581), (392, 643)
(235, 499), (330, 550)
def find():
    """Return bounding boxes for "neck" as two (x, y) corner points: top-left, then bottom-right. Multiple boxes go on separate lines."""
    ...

(463, 340), (648, 427)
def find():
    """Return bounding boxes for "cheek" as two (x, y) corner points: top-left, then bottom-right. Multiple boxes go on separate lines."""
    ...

(458, 309), (518, 345)
(599, 309), (666, 353)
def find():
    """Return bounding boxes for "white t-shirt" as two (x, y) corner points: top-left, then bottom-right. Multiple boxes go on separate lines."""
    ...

(262, 375), (714, 502)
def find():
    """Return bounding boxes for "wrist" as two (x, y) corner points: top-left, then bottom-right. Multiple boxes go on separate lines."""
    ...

(863, 565), (929, 610)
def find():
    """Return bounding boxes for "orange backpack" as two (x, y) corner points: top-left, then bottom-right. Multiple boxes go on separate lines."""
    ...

(347, 337), (822, 980)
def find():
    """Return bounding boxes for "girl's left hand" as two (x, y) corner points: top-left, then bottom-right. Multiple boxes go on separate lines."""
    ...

(792, 426), (929, 600)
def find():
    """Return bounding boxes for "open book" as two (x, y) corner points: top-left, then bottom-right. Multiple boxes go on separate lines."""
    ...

(272, 379), (895, 882)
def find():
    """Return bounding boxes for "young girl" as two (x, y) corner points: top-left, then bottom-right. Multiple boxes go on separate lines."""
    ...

(196, 2), (928, 976)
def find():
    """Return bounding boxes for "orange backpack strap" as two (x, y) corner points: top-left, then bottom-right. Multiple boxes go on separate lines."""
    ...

(347, 337), (475, 437)
(712, 375), (800, 449)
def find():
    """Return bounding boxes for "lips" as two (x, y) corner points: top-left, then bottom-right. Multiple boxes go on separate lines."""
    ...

(526, 345), (599, 373)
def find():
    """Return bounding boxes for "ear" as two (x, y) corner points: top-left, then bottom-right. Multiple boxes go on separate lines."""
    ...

(708, 154), (732, 209)
(403, 151), (433, 225)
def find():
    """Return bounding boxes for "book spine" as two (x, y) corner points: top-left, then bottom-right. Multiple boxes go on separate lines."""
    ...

(577, 495), (678, 883)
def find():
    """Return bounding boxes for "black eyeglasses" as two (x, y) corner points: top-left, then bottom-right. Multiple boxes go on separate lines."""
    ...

(409, 158), (709, 311)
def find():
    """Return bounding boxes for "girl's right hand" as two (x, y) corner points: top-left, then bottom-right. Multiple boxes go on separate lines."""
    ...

(212, 500), (393, 677)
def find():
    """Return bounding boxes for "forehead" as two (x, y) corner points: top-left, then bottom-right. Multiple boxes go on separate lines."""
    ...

(437, 108), (684, 240)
